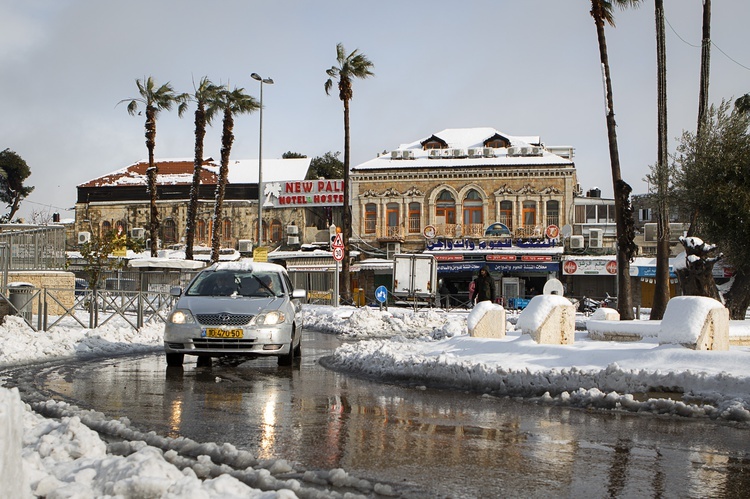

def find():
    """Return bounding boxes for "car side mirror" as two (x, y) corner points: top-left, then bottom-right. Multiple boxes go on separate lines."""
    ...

(170, 286), (183, 297)
(291, 289), (306, 300)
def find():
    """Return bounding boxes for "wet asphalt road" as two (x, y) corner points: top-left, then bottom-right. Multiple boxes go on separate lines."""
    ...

(13, 330), (750, 498)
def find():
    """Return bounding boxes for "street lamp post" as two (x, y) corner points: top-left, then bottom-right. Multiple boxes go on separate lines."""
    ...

(251, 72), (274, 246)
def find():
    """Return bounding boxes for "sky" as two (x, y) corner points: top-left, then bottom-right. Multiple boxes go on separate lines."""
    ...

(1, 299), (749, 496)
(1, 0), (749, 221)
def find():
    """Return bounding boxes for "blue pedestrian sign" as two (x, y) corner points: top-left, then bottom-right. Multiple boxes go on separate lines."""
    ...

(375, 285), (388, 303)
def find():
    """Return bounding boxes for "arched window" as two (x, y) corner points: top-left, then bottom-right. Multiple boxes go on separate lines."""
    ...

(364, 203), (377, 234)
(101, 220), (112, 234)
(408, 202), (421, 233)
(435, 190), (456, 224)
(386, 202), (399, 228)
(463, 189), (483, 225)
(222, 219), (232, 241)
(253, 220), (268, 242)
(546, 200), (560, 227)
(522, 201), (537, 227)
(271, 220), (282, 242)
(162, 219), (177, 244)
(499, 200), (513, 230)
(196, 220), (207, 242)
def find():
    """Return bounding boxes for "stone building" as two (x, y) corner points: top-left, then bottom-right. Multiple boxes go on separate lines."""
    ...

(350, 127), (579, 304)
(74, 157), (313, 250)
(351, 127), (579, 253)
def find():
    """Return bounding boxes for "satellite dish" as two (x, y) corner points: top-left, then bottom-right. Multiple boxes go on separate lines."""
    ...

(560, 224), (573, 238)
(543, 278), (565, 296)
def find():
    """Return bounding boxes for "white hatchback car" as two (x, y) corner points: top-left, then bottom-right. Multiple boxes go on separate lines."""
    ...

(164, 262), (306, 367)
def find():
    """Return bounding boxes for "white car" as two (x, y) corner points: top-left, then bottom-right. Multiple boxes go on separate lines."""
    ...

(164, 262), (306, 367)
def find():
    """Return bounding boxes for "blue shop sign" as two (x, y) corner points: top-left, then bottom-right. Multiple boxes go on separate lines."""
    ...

(438, 261), (559, 273)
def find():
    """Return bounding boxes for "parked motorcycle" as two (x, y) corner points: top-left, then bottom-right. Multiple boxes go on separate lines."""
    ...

(577, 296), (601, 314)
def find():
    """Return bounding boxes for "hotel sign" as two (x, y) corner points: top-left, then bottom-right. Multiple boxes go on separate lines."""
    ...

(265, 179), (345, 208)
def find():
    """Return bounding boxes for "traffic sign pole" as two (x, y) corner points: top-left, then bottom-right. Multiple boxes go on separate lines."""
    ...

(334, 259), (340, 307)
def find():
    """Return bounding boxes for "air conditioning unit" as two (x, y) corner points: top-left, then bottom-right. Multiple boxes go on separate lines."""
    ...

(130, 227), (145, 239)
(589, 228), (603, 248)
(467, 148), (480, 157)
(390, 150), (401, 160)
(286, 224), (299, 235)
(402, 150), (414, 159)
(238, 239), (253, 252)
(452, 148), (466, 157)
(386, 242), (401, 260)
(570, 235), (585, 249)
(429, 149), (442, 159)
(78, 231), (91, 244)
(507, 146), (520, 156)
(287, 236), (300, 245)
(531, 146), (542, 155)
(483, 147), (495, 158)
(520, 146), (533, 156)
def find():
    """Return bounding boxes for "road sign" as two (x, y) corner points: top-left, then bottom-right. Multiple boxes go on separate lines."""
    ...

(375, 285), (388, 303)
(332, 233), (343, 248)
(332, 246), (344, 261)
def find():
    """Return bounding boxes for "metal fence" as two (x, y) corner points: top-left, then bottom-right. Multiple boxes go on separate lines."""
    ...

(0, 224), (66, 270)
(0, 269), (202, 332)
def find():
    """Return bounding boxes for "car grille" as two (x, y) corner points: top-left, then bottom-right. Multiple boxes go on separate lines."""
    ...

(192, 338), (257, 350)
(196, 314), (254, 326)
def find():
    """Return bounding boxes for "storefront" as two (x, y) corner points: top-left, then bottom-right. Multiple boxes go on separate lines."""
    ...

(426, 240), (561, 306)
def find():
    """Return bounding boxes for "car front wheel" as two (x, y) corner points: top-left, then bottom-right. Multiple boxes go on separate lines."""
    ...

(278, 331), (296, 366)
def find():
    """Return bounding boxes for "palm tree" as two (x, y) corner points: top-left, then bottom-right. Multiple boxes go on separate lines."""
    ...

(185, 77), (223, 260)
(650, 0), (670, 320)
(210, 86), (259, 263)
(589, 0), (640, 320)
(687, 0), (711, 237)
(120, 76), (188, 256)
(325, 43), (374, 304)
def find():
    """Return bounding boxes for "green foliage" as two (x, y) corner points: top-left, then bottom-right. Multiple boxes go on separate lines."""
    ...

(0, 148), (35, 222)
(672, 100), (750, 272)
(282, 151), (307, 159)
(79, 230), (144, 289)
(306, 151), (344, 179)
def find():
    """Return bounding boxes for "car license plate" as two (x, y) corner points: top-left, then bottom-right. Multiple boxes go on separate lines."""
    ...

(204, 328), (243, 338)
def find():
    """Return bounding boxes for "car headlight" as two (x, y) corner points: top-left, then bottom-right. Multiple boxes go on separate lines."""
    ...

(253, 310), (286, 325)
(170, 309), (195, 324)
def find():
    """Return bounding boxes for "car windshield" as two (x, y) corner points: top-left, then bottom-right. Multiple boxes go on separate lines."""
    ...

(186, 270), (283, 297)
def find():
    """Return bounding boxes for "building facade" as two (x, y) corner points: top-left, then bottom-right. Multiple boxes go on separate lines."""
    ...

(350, 127), (580, 304)
(74, 157), (313, 250)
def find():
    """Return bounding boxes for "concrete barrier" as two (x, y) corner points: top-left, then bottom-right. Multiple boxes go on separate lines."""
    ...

(659, 296), (729, 351)
(469, 306), (506, 338)
(516, 295), (575, 345)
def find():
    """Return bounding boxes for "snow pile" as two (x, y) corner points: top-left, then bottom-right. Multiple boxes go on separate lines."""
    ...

(660, 296), (725, 344)
(0, 315), (164, 368)
(515, 294), (573, 333)
(302, 305), (466, 339)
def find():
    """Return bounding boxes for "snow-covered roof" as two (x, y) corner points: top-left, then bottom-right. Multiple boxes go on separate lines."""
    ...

(78, 157), (311, 188)
(353, 127), (573, 171)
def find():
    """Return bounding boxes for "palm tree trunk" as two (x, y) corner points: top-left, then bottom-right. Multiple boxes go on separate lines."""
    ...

(651, 0), (671, 320)
(341, 99), (352, 303)
(211, 110), (234, 263)
(186, 106), (207, 260)
(689, 0), (711, 237)
(697, 0), (711, 138)
(145, 106), (159, 257)
(595, 13), (634, 320)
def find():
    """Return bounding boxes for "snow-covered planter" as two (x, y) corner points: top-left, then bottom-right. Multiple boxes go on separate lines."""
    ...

(659, 296), (729, 350)
(587, 318), (659, 342)
(467, 301), (506, 338)
(516, 295), (575, 345)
